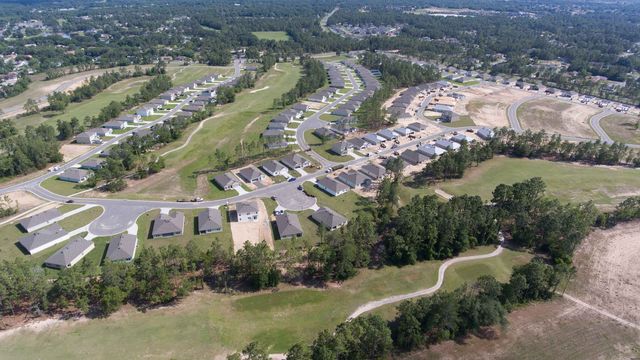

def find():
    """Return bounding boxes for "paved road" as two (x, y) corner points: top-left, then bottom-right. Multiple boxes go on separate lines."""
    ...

(589, 109), (616, 144)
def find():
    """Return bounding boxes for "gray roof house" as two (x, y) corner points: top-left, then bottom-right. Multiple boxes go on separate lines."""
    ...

(18, 223), (68, 255)
(89, 127), (113, 137)
(311, 207), (348, 231)
(330, 141), (353, 156)
(197, 208), (223, 234)
(236, 201), (259, 222)
(417, 144), (446, 158)
(19, 208), (62, 233)
(102, 120), (127, 129)
(347, 137), (370, 150)
(359, 163), (387, 180)
(316, 177), (349, 197)
(260, 160), (287, 176)
(280, 153), (310, 170)
(106, 234), (138, 262)
(76, 130), (99, 144)
(477, 128), (495, 140)
(407, 122), (428, 132)
(451, 134), (474, 144)
(313, 127), (336, 139)
(400, 149), (429, 165)
(267, 122), (287, 130)
(238, 166), (266, 184)
(80, 158), (105, 170)
(363, 133), (383, 145)
(292, 103), (309, 112)
(394, 127), (413, 136)
(151, 212), (185, 238)
(337, 170), (370, 188)
(59, 168), (91, 183)
(377, 129), (398, 140)
(213, 172), (239, 191)
(44, 237), (95, 269)
(435, 139), (461, 151)
(275, 212), (303, 239)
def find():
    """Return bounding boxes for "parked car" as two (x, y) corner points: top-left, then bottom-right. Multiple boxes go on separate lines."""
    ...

(66, 199), (74, 204)
(288, 177), (297, 182)
(191, 197), (203, 202)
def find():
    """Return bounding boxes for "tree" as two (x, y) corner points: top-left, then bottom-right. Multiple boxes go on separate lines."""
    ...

(23, 98), (39, 114)
(286, 343), (311, 360)
(99, 286), (127, 316)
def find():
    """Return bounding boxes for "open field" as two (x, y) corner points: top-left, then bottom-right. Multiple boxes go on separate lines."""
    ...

(251, 31), (291, 41)
(454, 84), (531, 128)
(600, 114), (640, 144)
(165, 63), (234, 86)
(518, 98), (599, 138)
(40, 177), (91, 196)
(440, 157), (640, 208)
(411, 297), (640, 360)
(0, 246), (530, 358)
(118, 62), (301, 199)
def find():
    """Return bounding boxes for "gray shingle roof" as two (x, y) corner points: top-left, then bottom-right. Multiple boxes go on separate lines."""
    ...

(197, 208), (222, 233)
(359, 163), (386, 179)
(311, 207), (348, 229)
(44, 237), (94, 268)
(151, 212), (185, 237)
(316, 177), (349, 194)
(260, 160), (286, 175)
(214, 172), (239, 189)
(106, 234), (138, 261)
(18, 223), (68, 254)
(19, 208), (62, 232)
(236, 201), (259, 215)
(238, 166), (264, 182)
(280, 153), (309, 169)
(275, 212), (303, 238)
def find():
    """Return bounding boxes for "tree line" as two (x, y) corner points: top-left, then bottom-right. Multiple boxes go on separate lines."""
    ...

(273, 57), (326, 109)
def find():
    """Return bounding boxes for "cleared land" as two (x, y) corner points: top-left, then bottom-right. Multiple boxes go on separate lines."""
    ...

(0, 246), (530, 358)
(251, 31), (291, 41)
(600, 114), (640, 144)
(230, 199), (274, 251)
(454, 84), (531, 128)
(518, 98), (599, 138)
(440, 157), (640, 208)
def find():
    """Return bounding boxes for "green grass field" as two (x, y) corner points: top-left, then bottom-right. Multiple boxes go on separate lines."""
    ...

(302, 181), (370, 216)
(447, 114), (476, 127)
(40, 177), (91, 196)
(251, 31), (291, 41)
(600, 114), (640, 144)
(440, 156), (640, 207)
(0, 245), (530, 359)
(303, 130), (353, 163)
(165, 63), (234, 87)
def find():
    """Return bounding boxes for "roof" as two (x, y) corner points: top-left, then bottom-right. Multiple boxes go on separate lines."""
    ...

(331, 141), (352, 154)
(363, 133), (382, 144)
(214, 172), (238, 188)
(417, 144), (445, 157)
(337, 170), (369, 187)
(151, 212), (185, 236)
(316, 177), (349, 194)
(19, 223), (68, 253)
(238, 166), (264, 182)
(280, 153), (309, 169)
(275, 213), (303, 238)
(261, 160), (286, 174)
(262, 129), (284, 137)
(60, 168), (91, 181)
(347, 137), (368, 149)
(407, 122), (427, 131)
(197, 208), (223, 233)
(312, 207), (348, 229)
(359, 163), (386, 179)
(19, 208), (62, 232)
(377, 129), (398, 139)
(80, 158), (105, 169)
(44, 237), (93, 268)
(236, 201), (259, 214)
(400, 149), (428, 164)
(106, 234), (138, 261)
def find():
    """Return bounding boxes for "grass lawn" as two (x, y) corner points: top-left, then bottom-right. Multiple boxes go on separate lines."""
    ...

(133, 62), (302, 198)
(136, 208), (233, 253)
(57, 206), (104, 230)
(40, 177), (92, 196)
(252, 31), (291, 41)
(319, 113), (341, 122)
(440, 156), (640, 208)
(303, 130), (353, 163)
(166, 63), (234, 86)
(0, 246), (531, 358)
(447, 115), (475, 127)
(13, 76), (150, 131)
(600, 114), (640, 144)
(302, 181), (370, 216)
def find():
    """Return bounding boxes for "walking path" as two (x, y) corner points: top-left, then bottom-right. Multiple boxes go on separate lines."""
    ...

(561, 292), (640, 331)
(161, 113), (222, 157)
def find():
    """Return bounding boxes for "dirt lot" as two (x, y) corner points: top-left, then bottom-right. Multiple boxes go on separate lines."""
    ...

(518, 98), (600, 138)
(416, 297), (640, 360)
(454, 84), (531, 128)
(0, 191), (53, 224)
(229, 199), (274, 252)
(60, 144), (94, 162)
(569, 221), (640, 324)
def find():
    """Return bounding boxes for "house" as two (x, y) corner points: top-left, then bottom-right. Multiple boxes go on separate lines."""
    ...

(363, 133), (383, 145)
(394, 127), (413, 136)
(132, 128), (154, 138)
(159, 92), (176, 101)
(136, 106), (154, 117)
(476, 128), (495, 140)
(19, 208), (63, 233)
(18, 223), (68, 254)
(214, 172), (240, 190)
(260, 160), (287, 176)
(102, 120), (127, 130)
(435, 139), (460, 151)
(44, 237), (94, 269)
(116, 114), (142, 123)
(197, 208), (223, 234)
(292, 103), (309, 112)
(337, 170), (370, 188)
(407, 122), (427, 132)
(80, 158), (105, 170)
(316, 177), (349, 196)
(308, 92), (327, 102)
(76, 130), (99, 144)
(330, 141), (353, 156)
(266, 141), (288, 150)
(89, 127), (112, 137)
(275, 212), (303, 239)
(377, 129), (398, 141)
(238, 166), (266, 184)
(400, 149), (429, 165)
(268, 122), (287, 130)
(280, 153), (310, 170)
(105, 234), (138, 262)
(183, 104), (204, 113)
(262, 129), (285, 139)
(451, 134), (474, 144)
(359, 163), (387, 180)
(346, 137), (370, 150)
(149, 98), (169, 107)
(59, 168), (91, 183)
(313, 127), (336, 139)
(332, 107), (353, 117)
(311, 207), (348, 231)
(236, 201), (259, 222)
(151, 212), (185, 238)
(417, 144), (446, 158)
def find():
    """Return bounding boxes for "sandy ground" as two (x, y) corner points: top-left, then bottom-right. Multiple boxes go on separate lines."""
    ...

(60, 144), (94, 162)
(229, 199), (274, 252)
(519, 98), (600, 138)
(0, 191), (54, 225)
(569, 221), (640, 324)
(454, 84), (531, 128)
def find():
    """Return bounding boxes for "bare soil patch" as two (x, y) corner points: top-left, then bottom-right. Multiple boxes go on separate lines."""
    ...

(229, 199), (274, 252)
(519, 98), (599, 138)
(569, 221), (640, 324)
(454, 84), (531, 128)
(60, 144), (94, 162)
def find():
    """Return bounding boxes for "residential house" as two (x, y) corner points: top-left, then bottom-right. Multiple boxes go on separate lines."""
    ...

(44, 237), (94, 269)
(149, 98), (169, 107)
(214, 172), (240, 190)
(400, 149), (429, 165)
(19, 208), (62, 233)
(136, 106), (154, 117)
(313, 127), (336, 139)
(347, 137), (370, 151)
(183, 104), (204, 113)
(316, 177), (349, 197)
(105, 234), (138, 262)
(292, 103), (309, 112)
(394, 127), (413, 136)
(308, 92), (327, 103)
(451, 134), (474, 144)
(337, 170), (370, 188)
(236, 201), (259, 222)
(238, 166), (266, 184)
(76, 130), (99, 144)
(417, 144), (446, 158)
(102, 120), (127, 130)
(260, 160), (287, 176)
(59, 168), (91, 183)
(275, 212), (303, 239)
(358, 163), (387, 180)
(80, 158), (105, 170)
(377, 129), (398, 141)
(280, 153), (310, 170)
(363, 133), (383, 145)
(435, 139), (461, 151)
(132, 128), (154, 138)
(151, 212), (185, 238)
(311, 207), (348, 231)
(476, 128), (495, 140)
(407, 122), (428, 132)
(18, 223), (68, 254)
(174, 111), (192, 120)
(267, 122), (287, 130)
(197, 208), (223, 234)
(116, 114), (141, 123)
(330, 141), (353, 156)
(89, 127), (112, 137)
